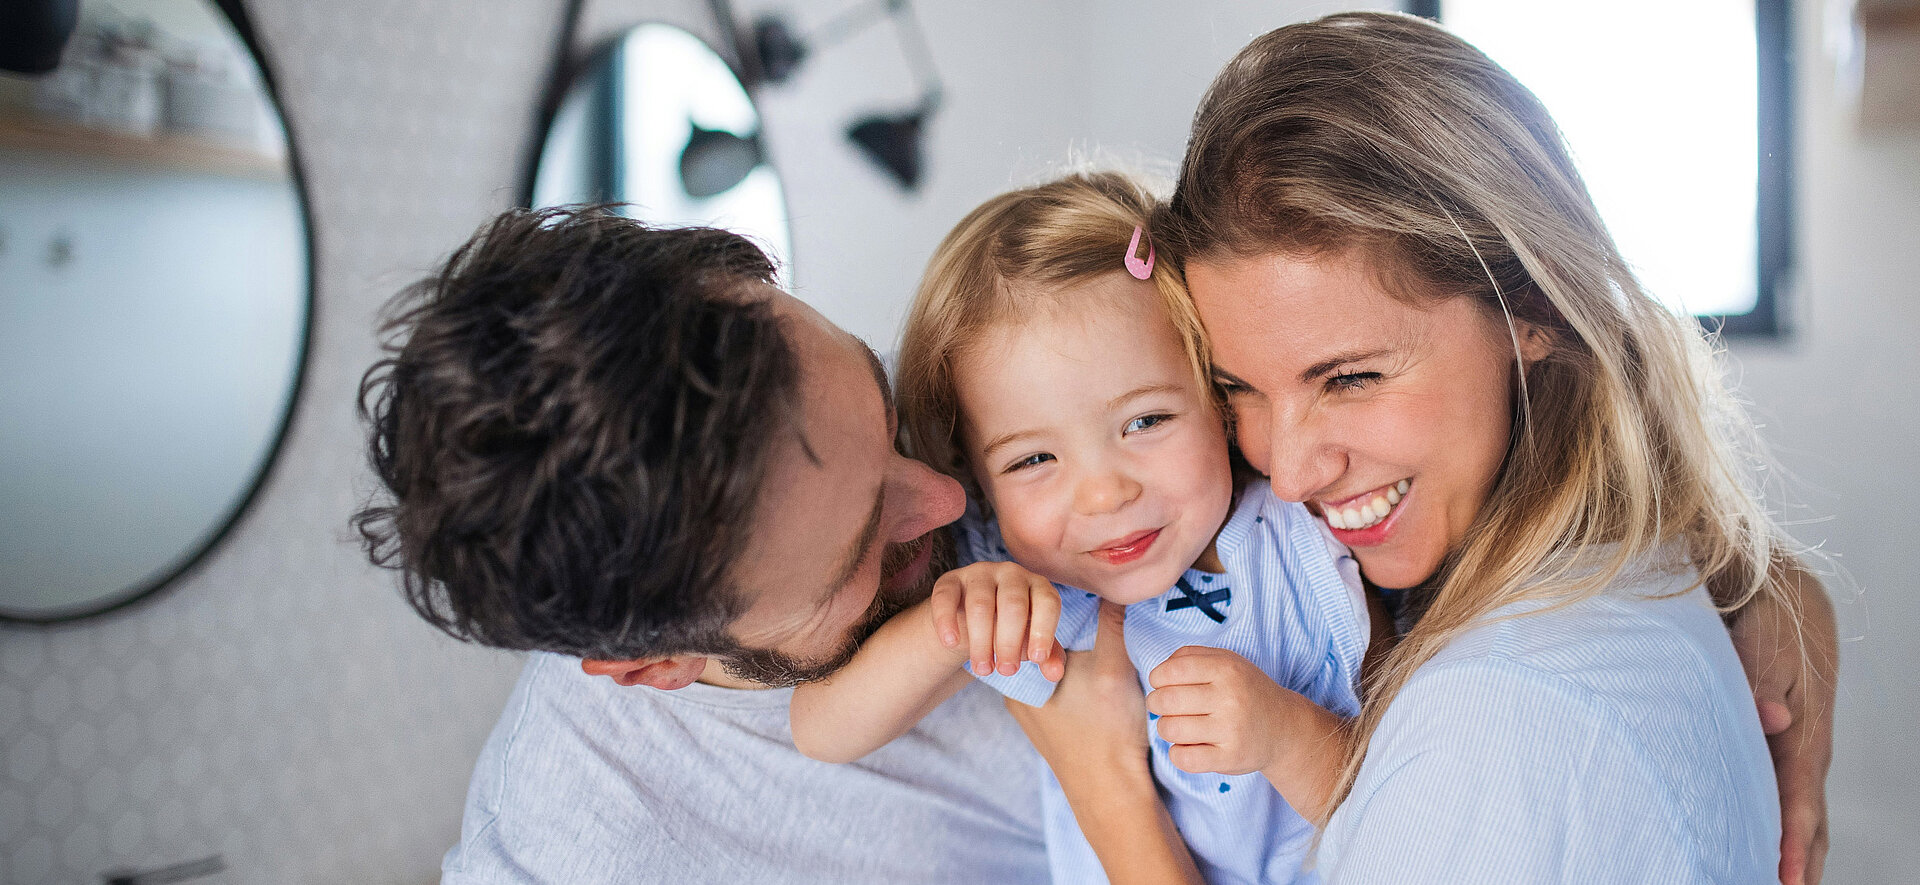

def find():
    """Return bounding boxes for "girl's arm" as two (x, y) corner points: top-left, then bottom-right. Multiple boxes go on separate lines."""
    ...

(791, 560), (1065, 764)
(791, 598), (975, 763)
(1002, 600), (1206, 885)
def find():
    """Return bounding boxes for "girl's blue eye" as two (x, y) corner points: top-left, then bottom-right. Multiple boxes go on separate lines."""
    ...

(1005, 452), (1054, 473)
(1329, 372), (1381, 392)
(1124, 413), (1173, 434)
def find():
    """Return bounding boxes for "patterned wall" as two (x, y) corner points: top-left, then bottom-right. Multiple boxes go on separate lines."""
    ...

(1, 1), (572, 882)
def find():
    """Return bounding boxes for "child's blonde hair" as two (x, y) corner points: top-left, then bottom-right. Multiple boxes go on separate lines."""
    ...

(897, 171), (1214, 495)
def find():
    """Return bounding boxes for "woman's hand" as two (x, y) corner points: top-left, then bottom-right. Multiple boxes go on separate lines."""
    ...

(1729, 560), (1837, 885)
(1003, 601), (1204, 885)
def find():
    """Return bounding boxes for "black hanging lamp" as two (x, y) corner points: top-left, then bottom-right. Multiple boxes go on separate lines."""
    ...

(712, 0), (944, 191)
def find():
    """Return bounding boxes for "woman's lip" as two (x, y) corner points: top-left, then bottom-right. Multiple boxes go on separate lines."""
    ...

(1092, 528), (1160, 565)
(1317, 479), (1409, 511)
(1324, 484), (1409, 547)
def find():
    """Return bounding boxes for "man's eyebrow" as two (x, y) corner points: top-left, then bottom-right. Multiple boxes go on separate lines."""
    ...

(828, 487), (886, 596)
(857, 339), (898, 436)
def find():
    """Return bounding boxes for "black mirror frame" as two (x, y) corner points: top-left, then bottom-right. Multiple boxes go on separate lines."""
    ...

(1, 0), (317, 624)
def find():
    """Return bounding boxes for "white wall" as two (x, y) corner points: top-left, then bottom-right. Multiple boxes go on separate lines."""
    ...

(0, 0), (1910, 882)
(1733, 3), (1920, 879)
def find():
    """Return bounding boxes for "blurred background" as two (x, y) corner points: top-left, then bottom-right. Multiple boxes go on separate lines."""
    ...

(0, 0), (1911, 882)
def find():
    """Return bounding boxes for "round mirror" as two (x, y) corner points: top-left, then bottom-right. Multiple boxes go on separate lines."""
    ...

(0, 0), (309, 621)
(531, 22), (792, 276)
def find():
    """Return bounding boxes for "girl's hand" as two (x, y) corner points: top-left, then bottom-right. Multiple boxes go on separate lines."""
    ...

(1147, 645), (1351, 820)
(928, 561), (1065, 680)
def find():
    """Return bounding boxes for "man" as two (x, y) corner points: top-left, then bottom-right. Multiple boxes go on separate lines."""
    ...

(359, 207), (1833, 885)
(356, 207), (1045, 883)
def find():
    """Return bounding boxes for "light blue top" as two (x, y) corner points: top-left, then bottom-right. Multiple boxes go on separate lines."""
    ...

(1313, 551), (1781, 884)
(953, 479), (1370, 885)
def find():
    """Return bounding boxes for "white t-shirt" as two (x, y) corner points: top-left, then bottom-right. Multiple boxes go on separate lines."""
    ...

(441, 652), (1049, 884)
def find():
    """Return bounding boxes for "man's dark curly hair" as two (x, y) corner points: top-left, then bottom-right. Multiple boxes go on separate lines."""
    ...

(353, 206), (798, 660)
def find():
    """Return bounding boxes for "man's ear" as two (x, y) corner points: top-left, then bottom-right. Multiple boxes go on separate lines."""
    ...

(580, 655), (709, 690)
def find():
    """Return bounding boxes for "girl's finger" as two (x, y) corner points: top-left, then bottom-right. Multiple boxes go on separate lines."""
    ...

(1027, 575), (1061, 663)
(928, 574), (964, 649)
(992, 576), (1031, 676)
(964, 574), (997, 676)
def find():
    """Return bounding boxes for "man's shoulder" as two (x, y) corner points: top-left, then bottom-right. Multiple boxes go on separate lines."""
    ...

(445, 656), (1049, 884)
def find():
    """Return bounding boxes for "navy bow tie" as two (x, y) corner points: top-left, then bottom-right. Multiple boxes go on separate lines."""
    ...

(1165, 576), (1230, 623)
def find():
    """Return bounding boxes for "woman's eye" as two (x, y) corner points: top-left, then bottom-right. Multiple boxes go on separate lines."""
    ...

(1329, 372), (1381, 392)
(1214, 378), (1251, 396)
(1124, 413), (1173, 434)
(1004, 452), (1054, 473)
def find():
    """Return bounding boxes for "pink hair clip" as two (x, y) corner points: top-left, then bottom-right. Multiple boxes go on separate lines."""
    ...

(1124, 225), (1155, 280)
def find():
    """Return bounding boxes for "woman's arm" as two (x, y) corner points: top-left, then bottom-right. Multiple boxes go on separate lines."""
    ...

(1728, 556), (1837, 885)
(1001, 601), (1205, 885)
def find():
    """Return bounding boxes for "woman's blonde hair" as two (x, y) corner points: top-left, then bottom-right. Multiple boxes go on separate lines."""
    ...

(1164, 11), (1803, 817)
(897, 171), (1213, 495)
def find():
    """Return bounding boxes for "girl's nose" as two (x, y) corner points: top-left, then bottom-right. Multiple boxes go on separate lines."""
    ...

(1072, 467), (1143, 516)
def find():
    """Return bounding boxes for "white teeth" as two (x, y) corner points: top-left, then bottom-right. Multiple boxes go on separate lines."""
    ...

(1321, 481), (1410, 532)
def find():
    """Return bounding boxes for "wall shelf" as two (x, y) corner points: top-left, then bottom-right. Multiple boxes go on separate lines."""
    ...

(0, 112), (286, 179)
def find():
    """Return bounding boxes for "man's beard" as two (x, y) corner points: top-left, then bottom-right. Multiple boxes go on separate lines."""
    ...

(720, 529), (957, 688)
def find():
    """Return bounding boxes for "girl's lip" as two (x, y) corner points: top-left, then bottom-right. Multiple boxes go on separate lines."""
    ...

(1092, 528), (1160, 565)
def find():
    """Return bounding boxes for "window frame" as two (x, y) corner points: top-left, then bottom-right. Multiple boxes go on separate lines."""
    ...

(1407, 0), (1794, 337)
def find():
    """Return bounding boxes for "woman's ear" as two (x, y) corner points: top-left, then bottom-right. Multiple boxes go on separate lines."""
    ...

(580, 655), (708, 690)
(1516, 320), (1555, 366)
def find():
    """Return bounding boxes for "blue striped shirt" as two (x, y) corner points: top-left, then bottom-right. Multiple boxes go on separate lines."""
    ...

(1313, 551), (1780, 883)
(953, 480), (1369, 885)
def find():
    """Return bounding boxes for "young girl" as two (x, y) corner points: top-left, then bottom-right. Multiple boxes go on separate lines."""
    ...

(789, 171), (1371, 885)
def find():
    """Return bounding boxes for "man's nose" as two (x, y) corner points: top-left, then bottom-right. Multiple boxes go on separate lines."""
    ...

(1072, 465), (1143, 516)
(883, 454), (965, 543)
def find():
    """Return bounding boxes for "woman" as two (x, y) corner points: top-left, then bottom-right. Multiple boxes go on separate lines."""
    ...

(1006, 12), (1836, 884)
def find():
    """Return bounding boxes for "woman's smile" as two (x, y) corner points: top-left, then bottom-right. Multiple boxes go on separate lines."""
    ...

(1317, 479), (1411, 540)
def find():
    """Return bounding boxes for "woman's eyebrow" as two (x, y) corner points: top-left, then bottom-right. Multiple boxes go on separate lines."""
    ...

(1296, 347), (1394, 384)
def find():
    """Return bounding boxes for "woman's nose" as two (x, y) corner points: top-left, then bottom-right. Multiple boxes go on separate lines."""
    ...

(1259, 409), (1337, 504)
(882, 454), (965, 543)
(1072, 466), (1143, 516)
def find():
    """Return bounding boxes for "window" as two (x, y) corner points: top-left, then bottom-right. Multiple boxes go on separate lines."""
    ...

(1410, 0), (1793, 335)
